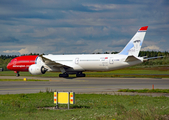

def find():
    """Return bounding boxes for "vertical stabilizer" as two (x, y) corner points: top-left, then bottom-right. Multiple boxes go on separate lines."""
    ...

(119, 26), (148, 57)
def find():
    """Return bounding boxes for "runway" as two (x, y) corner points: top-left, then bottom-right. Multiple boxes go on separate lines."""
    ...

(0, 76), (169, 95)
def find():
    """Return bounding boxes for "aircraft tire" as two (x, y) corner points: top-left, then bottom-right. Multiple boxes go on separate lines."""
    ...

(76, 73), (86, 77)
(16, 73), (20, 77)
(59, 73), (69, 78)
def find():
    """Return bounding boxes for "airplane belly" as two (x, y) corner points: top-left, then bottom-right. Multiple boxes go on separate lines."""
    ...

(79, 61), (109, 71)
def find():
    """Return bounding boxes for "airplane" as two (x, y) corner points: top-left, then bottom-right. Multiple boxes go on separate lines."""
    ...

(7, 26), (152, 77)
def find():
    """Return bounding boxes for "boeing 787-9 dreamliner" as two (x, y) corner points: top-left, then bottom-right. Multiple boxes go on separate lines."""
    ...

(7, 26), (151, 77)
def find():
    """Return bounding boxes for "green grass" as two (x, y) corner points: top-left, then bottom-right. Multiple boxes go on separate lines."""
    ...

(0, 92), (169, 120)
(118, 89), (169, 93)
(85, 69), (169, 78)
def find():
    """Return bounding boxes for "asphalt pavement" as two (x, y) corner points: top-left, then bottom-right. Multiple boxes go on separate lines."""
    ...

(0, 76), (169, 97)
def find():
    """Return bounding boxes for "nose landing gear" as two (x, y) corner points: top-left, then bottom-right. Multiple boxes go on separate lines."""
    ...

(15, 71), (20, 77)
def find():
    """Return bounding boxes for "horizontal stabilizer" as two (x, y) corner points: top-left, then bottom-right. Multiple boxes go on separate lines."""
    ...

(143, 56), (163, 62)
(125, 55), (141, 62)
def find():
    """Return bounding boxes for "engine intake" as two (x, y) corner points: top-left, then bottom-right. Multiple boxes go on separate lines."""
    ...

(28, 64), (47, 75)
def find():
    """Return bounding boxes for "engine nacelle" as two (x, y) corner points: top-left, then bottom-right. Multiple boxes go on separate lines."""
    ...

(28, 64), (47, 75)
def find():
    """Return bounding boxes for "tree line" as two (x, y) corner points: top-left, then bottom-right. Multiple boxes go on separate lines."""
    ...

(0, 53), (40, 59)
(138, 51), (169, 57)
(1, 51), (169, 59)
(102, 51), (169, 57)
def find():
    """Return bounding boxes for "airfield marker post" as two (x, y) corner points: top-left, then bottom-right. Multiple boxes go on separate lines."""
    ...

(68, 92), (70, 109)
(54, 92), (59, 109)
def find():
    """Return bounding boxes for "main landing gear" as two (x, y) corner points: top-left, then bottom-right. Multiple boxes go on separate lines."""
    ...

(59, 72), (86, 78)
(59, 73), (69, 78)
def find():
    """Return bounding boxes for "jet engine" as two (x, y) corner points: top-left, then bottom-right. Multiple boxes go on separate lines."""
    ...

(28, 64), (47, 75)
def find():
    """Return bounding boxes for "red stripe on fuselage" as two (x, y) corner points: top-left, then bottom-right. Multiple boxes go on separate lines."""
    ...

(7, 55), (38, 71)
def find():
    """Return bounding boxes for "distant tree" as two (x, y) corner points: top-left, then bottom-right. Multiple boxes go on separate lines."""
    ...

(111, 52), (118, 54)
(104, 52), (109, 54)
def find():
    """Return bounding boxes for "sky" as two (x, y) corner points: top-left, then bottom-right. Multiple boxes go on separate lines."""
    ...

(0, 0), (169, 55)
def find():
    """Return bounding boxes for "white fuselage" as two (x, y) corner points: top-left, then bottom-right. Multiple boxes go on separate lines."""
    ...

(43, 54), (143, 73)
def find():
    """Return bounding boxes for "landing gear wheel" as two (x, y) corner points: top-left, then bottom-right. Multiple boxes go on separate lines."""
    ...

(16, 72), (20, 77)
(76, 72), (86, 77)
(59, 73), (69, 78)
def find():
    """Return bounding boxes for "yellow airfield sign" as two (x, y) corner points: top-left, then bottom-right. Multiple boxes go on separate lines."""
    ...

(54, 92), (75, 104)
(58, 92), (69, 104)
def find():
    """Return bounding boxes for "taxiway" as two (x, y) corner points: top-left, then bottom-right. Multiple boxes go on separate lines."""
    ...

(0, 76), (169, 95)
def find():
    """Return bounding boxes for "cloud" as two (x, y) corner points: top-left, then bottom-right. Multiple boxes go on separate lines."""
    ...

(3, 50), (18, 54)
(17, 46), (51, 55)
(84, 4), (117, 11)
(3, 46), (45, 55)
(75, 40), (88, 46)
(0, 0), (169, 55)
(108, 39), (128, 48)
(18, 48), (31, 55)
(141, 45), (161, 51)
(0, 36), (19, 43)
(93, 49), (103, 53)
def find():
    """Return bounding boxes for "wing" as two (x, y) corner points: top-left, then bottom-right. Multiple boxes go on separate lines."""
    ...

(38, 54), (72, 68)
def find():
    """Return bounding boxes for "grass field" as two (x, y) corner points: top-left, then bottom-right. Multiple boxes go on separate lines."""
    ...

(118, 89), (169, 93)
(0, 92), (169, 120)
(1, 66), (169, 78)
(0, 65), (169, 119)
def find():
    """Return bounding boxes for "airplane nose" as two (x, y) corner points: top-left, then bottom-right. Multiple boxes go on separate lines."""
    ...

(7, 60), (13, 70)
(7, 63), (10, 70)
